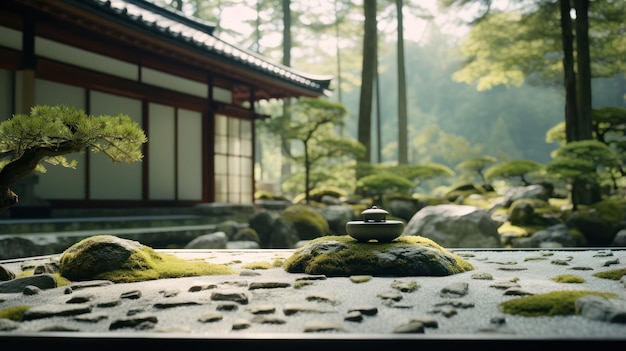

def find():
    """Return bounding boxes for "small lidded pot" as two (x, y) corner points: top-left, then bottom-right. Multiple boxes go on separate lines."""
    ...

(346, 206), (405, 243)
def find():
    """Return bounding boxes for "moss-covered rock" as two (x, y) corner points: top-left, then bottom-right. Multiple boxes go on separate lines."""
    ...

(283, 235), (474, 277)
(564, 197), (626, 246)
(59, 235), (235, 283)
(279, 204), (330, 240)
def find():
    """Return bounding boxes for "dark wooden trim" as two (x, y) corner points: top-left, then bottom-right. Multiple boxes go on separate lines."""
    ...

(20, 11), (35, 70)
(205, 110), (215, 202)
(0, 47), (22, 70)
(36, 59), (208, 111)
(174, 108), (179, 200)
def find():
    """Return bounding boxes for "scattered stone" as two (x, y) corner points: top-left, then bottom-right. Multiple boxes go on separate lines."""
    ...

(0, 265), (15, 281)
(569, 266), (594, 271)
(283, 303), (334, 315)
(248, 281), (290, 290)
(188, 282), (217, 292)
(109, 313), (158, 330)
(551, 259), (570, 266)
(96, 299), (122, 308)
(0, 274), (57, 293)
(245, 305), (276, 314)
(344, 311), (363, 322)
(33, 262), (59, 275)
(153, 299), (203, 309)
(303, 321), (347, 333)
(70, 280), (114, 290)
(74, 313), (109, 323)
(409, 315), (439, 328)
(232, 318), (252, 330)
(66, 293), (95, 303)
(198, 311), (223, 323)
(160, 289), (180, 297)
(347, 306), (378, 316)
(216, 301), (239, 311)
(305, 293), (338, 305)
(471, 272), (493, 280)
(21, 304), (92, 321)
(503, 288), (534, 296)
(350, 275), (372, 283)
(390, 280), (419, 292)
(393, 320), (425, 333)
(376, 290), (403, 302)
(575, 295), (626, 323)
(489, 280), (521, 290)
(23, 285), (42, 295)
(434, 299), (475, 309)
(210, 290), (249, 304)
(120, 290), (142, 299)
(602, 259), (620, 267)
(439, 282), (469, 298)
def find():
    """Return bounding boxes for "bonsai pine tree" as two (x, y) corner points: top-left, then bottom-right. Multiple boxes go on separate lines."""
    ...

(0, 104), (147, 212)
(484, 160), (544, 186)
(546, 140), (620, 210)
(386, 162), (455, 189)
(455, 155), (497, 187)
(271, 97), (364, 204)
(355, 172), (414, 208)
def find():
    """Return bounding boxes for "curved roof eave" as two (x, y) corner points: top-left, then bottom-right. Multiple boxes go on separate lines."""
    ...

(66, 0), (333, 95)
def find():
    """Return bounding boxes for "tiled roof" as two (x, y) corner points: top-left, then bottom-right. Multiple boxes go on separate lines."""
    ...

(67, 0), (332, 94)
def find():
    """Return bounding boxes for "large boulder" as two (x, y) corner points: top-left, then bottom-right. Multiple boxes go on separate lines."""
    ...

(184, 231), (228, 249)
(403, 204), (502, 248)
(59, 235), (144, 281)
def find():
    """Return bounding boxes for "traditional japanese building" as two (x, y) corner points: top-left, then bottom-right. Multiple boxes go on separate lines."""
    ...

(0, 0), (332, 218)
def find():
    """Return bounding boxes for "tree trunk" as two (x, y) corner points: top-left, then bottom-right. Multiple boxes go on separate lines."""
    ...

(396, 0), (408, 165)
(280, 0), (292, 185)
(357, 0), (377, 170)
(559, 0), (580, 210)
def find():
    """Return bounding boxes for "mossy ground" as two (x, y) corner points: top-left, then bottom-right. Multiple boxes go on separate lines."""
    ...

(499, 290), (620, 317)
(592, 267), (626, 280)
(69, 246), (236, 283)
(0, 305), (31, 321)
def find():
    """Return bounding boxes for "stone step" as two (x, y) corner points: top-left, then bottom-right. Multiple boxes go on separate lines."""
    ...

(0, 215), (223, 235)
(0, 223), (246, 260)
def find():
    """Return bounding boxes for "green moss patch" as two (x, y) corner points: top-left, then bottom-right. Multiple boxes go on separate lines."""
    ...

(0, 305), (31, 321)
(551, 274), (585, 283)
(92, 247), (235, 283)
(592, 267), (626, 280)
(499, 290), (619, 317)
(283, 235), (474, 277)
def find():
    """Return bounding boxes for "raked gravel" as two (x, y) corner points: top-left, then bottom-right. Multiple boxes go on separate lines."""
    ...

(0, 248), (625, 342)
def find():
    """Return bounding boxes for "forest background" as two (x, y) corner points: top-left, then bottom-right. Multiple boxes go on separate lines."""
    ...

(153, 0), (625, 197)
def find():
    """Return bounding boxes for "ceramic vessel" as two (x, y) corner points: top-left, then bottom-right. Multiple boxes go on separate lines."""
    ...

(346, 206), (405, 243)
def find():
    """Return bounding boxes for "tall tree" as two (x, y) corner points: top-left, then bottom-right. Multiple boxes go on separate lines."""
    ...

(357, 0), (378, 168)
(396, 0), (408, 164)
(281, 0), (293, 183)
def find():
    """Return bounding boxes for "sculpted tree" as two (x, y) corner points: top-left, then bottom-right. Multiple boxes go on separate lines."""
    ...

(546, 140), (620, 210)
(0, 104), (148, 212)
(484, 160), (544, 186)
(268, 97), (365, 204)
